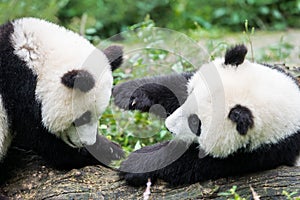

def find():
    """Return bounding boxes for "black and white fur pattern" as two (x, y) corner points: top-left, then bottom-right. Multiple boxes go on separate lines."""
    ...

(114, 44), (300, 186)
(0, 17), (124, 173)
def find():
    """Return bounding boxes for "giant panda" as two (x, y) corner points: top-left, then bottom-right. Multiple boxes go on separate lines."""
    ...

(0, 17), (124, 175)
(113, 44), (300, 186)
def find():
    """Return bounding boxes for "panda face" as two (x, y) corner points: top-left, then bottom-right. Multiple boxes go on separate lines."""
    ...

(11, 18), (114, 147)
(56, 67), (112, 148)
(166, 57), (300, 158)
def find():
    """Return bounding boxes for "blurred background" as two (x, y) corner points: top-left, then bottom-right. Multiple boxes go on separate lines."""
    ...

(1, 0), (300, 154)
(1, 0), (299, 40)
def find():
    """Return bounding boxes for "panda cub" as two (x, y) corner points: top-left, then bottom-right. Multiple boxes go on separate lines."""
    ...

(0, 17), (124, 172)
(113, 44), (300, 186)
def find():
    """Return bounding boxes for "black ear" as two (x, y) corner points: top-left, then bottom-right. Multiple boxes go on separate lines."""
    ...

(103, 45), (123, 71)
(228, 104), (254, 135)
(61, 70), (95, 92)
(224, 44), (247, 66)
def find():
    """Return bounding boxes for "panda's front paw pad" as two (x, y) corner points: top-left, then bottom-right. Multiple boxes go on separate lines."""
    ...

(128, 90), (152, 111)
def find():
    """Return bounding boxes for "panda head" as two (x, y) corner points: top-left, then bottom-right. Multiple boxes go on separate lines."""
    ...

(166, 44), (300, 158)
(11, 18), (123, 148)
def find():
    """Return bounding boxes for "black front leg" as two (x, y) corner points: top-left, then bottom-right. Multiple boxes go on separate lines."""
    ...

(120, 132), (300, 186)
(119, 142), (172, 186)
(119, 141), (199, 186)
(113, 72), (194, 118)
(86, 135), (125, 167)
(14, 130), (124, 169)
(119, 142), (233, 187)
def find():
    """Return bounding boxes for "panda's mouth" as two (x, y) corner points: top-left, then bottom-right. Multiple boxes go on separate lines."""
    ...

(60, 130), (84, 148)
(165, 127), (175, 136)
(66, 134), (77, 147)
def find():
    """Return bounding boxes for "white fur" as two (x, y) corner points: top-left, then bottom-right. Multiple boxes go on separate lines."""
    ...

(166, 58), (300, 158)
(11, 18), (113, 147)
(0, 95), (12, 161)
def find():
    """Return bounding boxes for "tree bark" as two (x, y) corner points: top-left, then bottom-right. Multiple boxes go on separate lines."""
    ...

(0, 149), (299, 199)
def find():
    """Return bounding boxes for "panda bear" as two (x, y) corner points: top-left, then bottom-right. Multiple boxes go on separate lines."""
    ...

(113, 44), (300, 186)
(0, 17), (124, 174)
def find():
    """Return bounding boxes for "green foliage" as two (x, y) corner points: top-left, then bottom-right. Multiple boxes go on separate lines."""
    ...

(57, 0), (170, 38)
(243, 19), (255, 62)
(0, 0), (65, 23)
(193, 0), (300, 31)
(2, 0), (299, 38)
(282, 190), (300, 200)
(218, 186), (247, 200)
(99, 105), (172, 154)
(57, 0), (300, 37)
(257, 36), (294, 62)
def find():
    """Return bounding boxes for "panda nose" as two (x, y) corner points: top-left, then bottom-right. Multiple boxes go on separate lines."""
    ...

(188, 114), (201, 136)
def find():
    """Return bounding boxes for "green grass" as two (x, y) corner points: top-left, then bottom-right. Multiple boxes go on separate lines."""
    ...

(218, 186), (247, 200)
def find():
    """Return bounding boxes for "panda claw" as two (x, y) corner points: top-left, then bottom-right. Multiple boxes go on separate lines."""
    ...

(131, 99), (136, 106)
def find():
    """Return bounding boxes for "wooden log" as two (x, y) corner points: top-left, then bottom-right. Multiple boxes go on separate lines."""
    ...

(0, 149), (299, 199)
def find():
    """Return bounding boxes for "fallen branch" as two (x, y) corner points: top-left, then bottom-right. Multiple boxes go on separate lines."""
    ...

(0, 148), (299, 199)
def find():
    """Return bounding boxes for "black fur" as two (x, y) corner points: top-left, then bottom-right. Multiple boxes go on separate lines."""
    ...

(103, 45), (123, 71)
(188, 114), (201, 136)
(228, 104), (254, 135)
(120, 131), (300, 186)
(61, 70), (95, 92)
(224, 44), (247, 66)
(73, 111), (92, 127)
(0, 21), (124, 182)
(113, 72), (194, 118)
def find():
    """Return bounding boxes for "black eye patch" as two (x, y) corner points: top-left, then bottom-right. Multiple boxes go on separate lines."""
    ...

(228, 104), (254, 135)
(73, 111), (92, 127)
(188, 114), (201, 136)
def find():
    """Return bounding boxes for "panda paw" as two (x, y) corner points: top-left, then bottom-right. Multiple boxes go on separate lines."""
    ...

(128, 89), (153, 111)
(87, 135), (125, 166)
(113, 83), (153, 112)
(119, 142), (173, 186)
